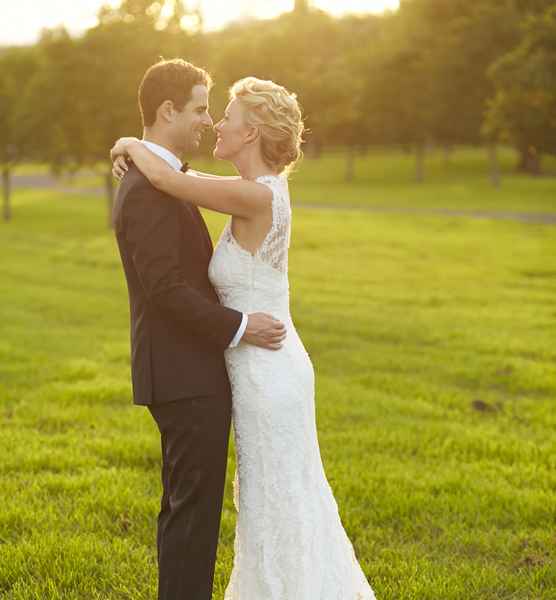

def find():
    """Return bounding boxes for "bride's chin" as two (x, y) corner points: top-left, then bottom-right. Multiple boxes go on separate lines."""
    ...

(213, 146), (226, 160)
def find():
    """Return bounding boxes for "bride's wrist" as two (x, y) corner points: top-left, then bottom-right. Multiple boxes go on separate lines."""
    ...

(122, 139), (139, 158)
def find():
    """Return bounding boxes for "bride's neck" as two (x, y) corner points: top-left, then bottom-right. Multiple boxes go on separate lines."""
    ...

(233, 151), (278, 181)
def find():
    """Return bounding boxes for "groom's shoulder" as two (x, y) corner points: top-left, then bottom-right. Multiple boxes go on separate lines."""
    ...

(119, 164), (156, 197)
(117, 165), (176, 210)
(113, 165), (178, 230)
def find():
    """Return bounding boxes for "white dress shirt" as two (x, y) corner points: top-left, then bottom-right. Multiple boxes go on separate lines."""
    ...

(141, 140), (248, 348)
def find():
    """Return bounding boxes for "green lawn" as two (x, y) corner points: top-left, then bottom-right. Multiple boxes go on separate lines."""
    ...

(13, 146), (556, 214)
(0, 172), (555, 598)
(198, 146), (556, 213)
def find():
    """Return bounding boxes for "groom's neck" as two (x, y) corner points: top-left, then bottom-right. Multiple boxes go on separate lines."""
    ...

(142, 128), (183, 161)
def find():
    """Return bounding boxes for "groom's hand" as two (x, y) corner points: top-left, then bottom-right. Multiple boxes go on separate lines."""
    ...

(243, 313), (286, 350)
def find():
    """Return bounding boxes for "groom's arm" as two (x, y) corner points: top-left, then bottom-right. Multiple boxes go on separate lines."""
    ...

(123, 184), (242, 350)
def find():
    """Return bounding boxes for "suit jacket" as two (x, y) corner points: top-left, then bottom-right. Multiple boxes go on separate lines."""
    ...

(113, 165), (243, 405)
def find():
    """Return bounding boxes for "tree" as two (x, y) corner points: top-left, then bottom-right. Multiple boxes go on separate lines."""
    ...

(29, 1), (202, 226)
(422, 0), (519, 147)
(360, 8), (434, 182)
(84, 2), (202, 224)
(0, 48), (40, 221)
(359, 0), (523, 183)
(485, 5), (556, 174)
(205, 9), (379, 180)
(415, 0), (520, 186)
(319, 15), (385, 181)
(294, 0), (310, 15)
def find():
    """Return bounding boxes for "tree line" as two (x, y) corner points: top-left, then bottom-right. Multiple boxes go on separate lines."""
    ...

(1, 0), (555, 221)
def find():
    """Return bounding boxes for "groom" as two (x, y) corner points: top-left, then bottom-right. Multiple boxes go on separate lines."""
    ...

(112, 59), (286, 600)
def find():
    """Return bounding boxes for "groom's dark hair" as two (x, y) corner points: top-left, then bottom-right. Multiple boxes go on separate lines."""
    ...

(138, 58), (213, 127)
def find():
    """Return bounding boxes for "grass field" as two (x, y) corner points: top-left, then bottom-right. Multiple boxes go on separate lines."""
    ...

(1, 152), (556, 599)
(200, 146), (556, 214)
(14, 146), (556, 214)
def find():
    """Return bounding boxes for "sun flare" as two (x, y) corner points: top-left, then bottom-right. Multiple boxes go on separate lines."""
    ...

(201, 0), (400, 31)
(0, 0), (400, 46)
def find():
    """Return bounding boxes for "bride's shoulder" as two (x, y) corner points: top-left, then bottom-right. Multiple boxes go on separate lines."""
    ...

(255, 174), (289, 197)
(254, 176), (291, 229)
(255, 173), (287, 184)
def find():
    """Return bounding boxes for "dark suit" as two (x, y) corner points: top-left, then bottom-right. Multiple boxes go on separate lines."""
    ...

(113, 164), (242, 600)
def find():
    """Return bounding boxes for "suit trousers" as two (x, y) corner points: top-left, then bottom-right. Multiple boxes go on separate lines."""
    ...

(148, 391), (232, 600)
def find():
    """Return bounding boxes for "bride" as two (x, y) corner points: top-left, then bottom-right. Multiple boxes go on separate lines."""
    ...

(111, 76), (376, 600)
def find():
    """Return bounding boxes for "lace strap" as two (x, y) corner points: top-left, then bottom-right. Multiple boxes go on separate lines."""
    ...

(256, 175), (291, 273)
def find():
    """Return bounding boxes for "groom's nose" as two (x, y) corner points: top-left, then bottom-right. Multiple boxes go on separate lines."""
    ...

(202, 113), (213, 129)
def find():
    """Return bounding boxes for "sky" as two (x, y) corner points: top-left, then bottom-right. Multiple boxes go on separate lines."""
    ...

(0, 0), (400, 46)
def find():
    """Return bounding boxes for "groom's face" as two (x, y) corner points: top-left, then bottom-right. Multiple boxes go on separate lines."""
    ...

(171, 84), (213, 154)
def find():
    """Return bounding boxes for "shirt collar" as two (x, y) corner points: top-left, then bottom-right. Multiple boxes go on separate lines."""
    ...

(141, 140), (183, 172)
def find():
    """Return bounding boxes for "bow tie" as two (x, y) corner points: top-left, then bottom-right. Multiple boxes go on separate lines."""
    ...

(180, 162), (189, 173)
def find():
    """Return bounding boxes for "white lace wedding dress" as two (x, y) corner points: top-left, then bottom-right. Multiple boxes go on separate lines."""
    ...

(208, 174), (376, 600)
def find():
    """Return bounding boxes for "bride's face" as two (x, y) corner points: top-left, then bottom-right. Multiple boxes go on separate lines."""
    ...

(213, 99), (253, 161)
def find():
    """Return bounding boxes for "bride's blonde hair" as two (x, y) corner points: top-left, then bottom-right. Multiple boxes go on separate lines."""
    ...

(230, 77), (305, 176)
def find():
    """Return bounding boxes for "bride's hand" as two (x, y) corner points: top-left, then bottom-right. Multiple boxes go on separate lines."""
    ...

(110, 136), (139, 162)
(112, 155), (130, 181)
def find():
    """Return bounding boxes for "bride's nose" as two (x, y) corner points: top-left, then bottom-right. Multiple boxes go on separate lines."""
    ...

(201, 112), (213, 129)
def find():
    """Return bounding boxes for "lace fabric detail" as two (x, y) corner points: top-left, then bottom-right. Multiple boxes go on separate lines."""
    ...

(221, 174), (291, 274)
(207, 174), (377, 600)
(255, 174), (291, 273)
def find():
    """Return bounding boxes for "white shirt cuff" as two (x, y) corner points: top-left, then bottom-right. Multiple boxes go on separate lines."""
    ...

(228, 313), (248, 348)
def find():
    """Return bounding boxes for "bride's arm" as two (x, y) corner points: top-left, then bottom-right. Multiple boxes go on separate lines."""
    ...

(188, 169), (241, 181)
(111, 138), (271, 218)
(112, 156), (239, 181)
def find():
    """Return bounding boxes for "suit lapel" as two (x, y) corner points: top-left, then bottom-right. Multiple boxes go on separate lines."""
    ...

(182, 201), (213, 257)
(192, 206), (214, 255)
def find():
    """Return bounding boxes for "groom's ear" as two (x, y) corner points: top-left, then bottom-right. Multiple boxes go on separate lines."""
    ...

(157, 100), (176, 123)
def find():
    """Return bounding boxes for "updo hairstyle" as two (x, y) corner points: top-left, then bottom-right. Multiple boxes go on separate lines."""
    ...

(230, 77), (305, 175)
